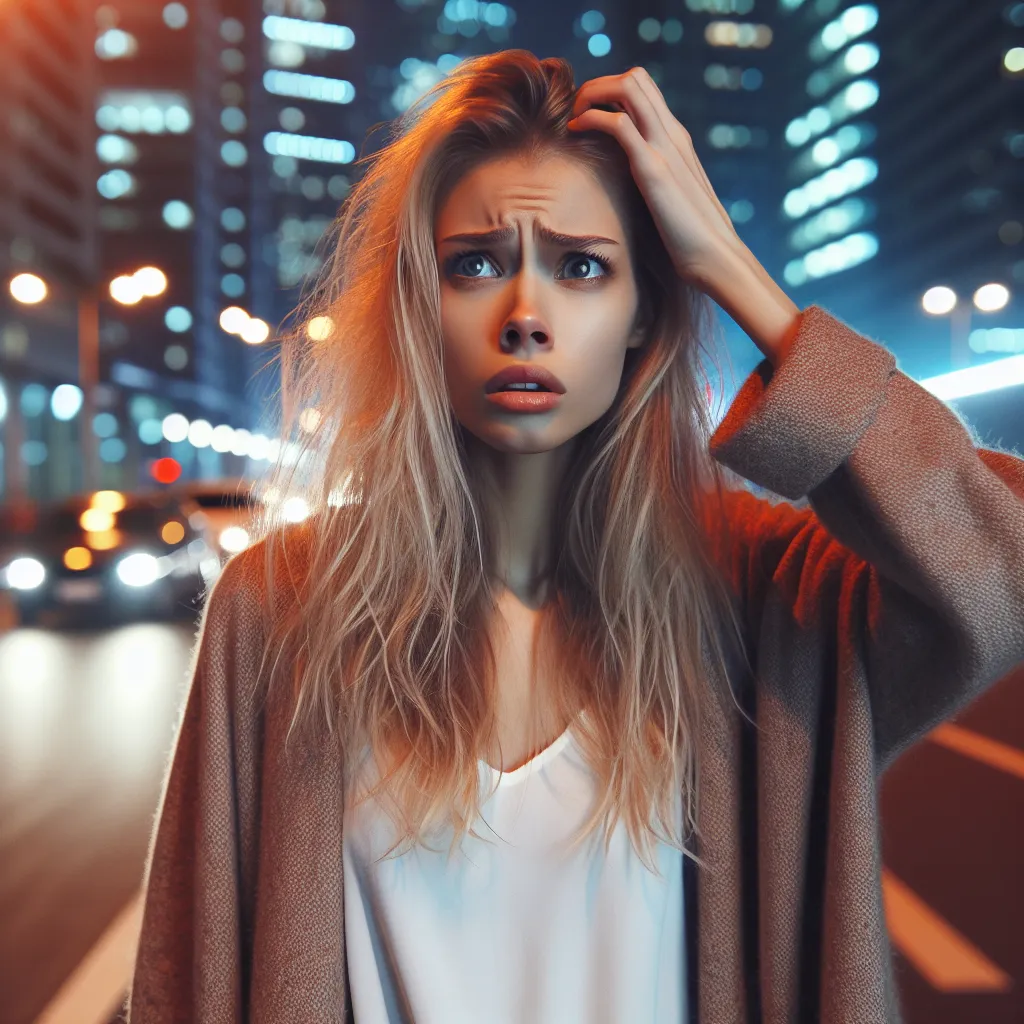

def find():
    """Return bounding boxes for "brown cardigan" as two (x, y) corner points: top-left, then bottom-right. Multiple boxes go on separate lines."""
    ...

(128, 305), (1024, 1022)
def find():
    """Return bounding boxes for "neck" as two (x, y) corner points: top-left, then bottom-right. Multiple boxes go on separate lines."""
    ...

(464, 432), (578, 607)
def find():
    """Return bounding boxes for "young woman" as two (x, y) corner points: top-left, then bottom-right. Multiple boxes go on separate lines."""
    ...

(128, 50), (1024, 1023)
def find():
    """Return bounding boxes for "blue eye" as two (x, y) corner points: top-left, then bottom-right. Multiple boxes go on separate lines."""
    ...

(560, 252), (609, 280)
(444, 249), (612, 282)
(448, 252), (499, 279)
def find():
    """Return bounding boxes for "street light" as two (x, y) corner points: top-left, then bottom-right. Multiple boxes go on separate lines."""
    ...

(9, 273), (48, 305)
(109, 266), (169, 305)
(218, 304), (272, 344)
(7, 266), (169, 490)
(973, 283), (1010, 313)
(921, 283), (1014, 370)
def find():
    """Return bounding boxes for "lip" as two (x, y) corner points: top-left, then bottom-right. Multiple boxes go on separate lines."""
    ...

(484, 364), (567, 395)
(485, 391), (563, 413)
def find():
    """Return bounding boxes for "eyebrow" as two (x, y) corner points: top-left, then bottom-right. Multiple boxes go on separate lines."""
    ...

(439, 223), (620, 248)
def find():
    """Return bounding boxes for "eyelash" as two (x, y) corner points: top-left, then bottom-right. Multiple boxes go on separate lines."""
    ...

(445, 247), (612, 281)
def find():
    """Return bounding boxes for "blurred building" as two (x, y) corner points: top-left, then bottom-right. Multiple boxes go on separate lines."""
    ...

(0, 0), (98, 500)
(774, 0), (1023, 377)
(4, 0), (1020, 503)
(92, 0), (272, 491)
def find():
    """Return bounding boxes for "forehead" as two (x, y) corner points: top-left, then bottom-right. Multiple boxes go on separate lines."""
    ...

(434, 153), (626, 240)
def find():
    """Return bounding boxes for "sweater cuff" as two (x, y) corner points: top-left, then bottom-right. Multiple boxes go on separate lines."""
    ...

(708, 304), (898, 501)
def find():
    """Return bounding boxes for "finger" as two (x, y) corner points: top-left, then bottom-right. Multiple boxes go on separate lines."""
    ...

(566, 107), (666, 182)
(627, 70), (734, 231)
(572, 72), (674, 155)
(576, 71), (730, 234)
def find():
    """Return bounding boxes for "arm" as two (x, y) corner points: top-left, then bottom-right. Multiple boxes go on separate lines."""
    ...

(128, 552), (265, 1022)
(707, 303), (1024, 771)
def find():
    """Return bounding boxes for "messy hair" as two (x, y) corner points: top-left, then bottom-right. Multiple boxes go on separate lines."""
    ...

(248, 49), (753, 876)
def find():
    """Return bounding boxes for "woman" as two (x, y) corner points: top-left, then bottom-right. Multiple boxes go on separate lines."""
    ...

(128, 51), (1024, 1023)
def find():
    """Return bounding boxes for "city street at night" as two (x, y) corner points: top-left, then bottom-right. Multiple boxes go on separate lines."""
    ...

(1, 0), (1022, 1022)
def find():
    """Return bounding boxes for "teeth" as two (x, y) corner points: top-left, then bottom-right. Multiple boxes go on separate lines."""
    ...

(505, 382), (542, 391)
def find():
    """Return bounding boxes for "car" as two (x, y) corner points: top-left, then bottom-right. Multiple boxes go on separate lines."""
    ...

(171, 478), (260, 565)
(0, 491), (221, 628)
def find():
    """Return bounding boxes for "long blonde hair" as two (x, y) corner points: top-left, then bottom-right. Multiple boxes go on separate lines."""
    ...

(248, 49), (753, 876)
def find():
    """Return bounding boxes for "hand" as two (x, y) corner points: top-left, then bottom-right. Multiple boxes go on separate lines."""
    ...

(568, 66), (743, 290)
(569, 68), (801, 365)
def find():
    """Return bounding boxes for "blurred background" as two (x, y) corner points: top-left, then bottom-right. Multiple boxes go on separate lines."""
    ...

(0, 1), (1021, 1022)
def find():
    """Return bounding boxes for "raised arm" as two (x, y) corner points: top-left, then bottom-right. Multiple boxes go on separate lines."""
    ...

(707, 304), (1024, 771)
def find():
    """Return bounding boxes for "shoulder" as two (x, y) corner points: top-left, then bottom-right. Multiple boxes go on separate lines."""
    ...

(198, 515), (314, 646)
(200, 503), (358, 642)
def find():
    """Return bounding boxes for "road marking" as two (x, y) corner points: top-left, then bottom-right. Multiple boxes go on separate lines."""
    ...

(34, 892), (142, 1024)
(882, 868), (1013, 992)
(928, 723), (1024, 781)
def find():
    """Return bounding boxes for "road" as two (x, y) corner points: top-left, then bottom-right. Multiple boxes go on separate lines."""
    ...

(0, 620), (1020, 1024)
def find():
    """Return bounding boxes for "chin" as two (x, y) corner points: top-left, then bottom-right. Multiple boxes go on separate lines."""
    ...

(468, 421), (576, 456)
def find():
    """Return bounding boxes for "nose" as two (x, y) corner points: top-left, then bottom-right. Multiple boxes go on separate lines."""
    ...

(500, 313), (550, 353)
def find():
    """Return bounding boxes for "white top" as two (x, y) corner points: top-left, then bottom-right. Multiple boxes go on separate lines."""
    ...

(342, 718), (689, 1023)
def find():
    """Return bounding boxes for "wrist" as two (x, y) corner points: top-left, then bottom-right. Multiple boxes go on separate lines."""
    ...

(697, 241), (802, 366)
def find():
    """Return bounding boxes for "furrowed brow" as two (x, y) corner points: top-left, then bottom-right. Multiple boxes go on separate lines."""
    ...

(439, 223), (620, 248)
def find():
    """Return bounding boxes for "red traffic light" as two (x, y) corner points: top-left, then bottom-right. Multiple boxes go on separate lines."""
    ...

(151, 457), (182, 484)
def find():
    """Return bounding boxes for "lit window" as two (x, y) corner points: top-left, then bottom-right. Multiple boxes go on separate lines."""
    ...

(95, 90), (192, 135)
(21, 441), (48, 466)
(273, 155), (298, 177)
(221, 140), (248, 166)
(96, 28), (138, 60)
(51, 384), (83, 421)
(97, 134), (139, 163)
(661, 19), (683, 43)
(164, 345), (189, 370)
(221, 274), (246, 297)
(263, 70), (355, 104)
(705, 21), (773, 48)
(99, 438), (127, 463)
(784, 231), (878, 286)
(638, 18), (660, 42)
(279, 106), (305, 131)
(221, 243), (246, 267)
(163, 3), (188, 29)
(93, 412), (119, 438)
(809, 5), (877, 61)
(221, 48), (245, 74)
(162, 200), (194, 229)
(267, 41), (306, 68)
(221, 107), (247, 132)
(221, 207), (247, 231)
(165, 105), (192, 132)
(141, 106), (166, 133)
(782, 156), (878, 219)
(97, 169), (136, 199)
(262, 15), (355, 49)
(740, 67), (763, 90)
(729, 199), (755, 223)
(264, 131), (355, 164)
(300, 176), (325, 200)
(221, 17), (245, 43)
(165, 307), (193, 332)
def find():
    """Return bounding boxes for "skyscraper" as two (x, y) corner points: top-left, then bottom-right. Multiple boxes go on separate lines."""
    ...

(0, 0), (98, 498)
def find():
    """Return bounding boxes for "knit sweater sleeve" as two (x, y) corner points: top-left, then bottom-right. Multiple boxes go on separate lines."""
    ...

(706, 304), (1024, 772)
(127, 547), (266, 1023)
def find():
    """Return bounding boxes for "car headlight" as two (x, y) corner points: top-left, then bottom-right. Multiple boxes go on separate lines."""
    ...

(218, 526), (250, 553)
(116, 552), (161, 587)
(4, 557), (46, 590)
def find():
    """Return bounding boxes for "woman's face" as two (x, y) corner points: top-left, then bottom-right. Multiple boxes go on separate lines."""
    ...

(434, 152), (643, 455)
